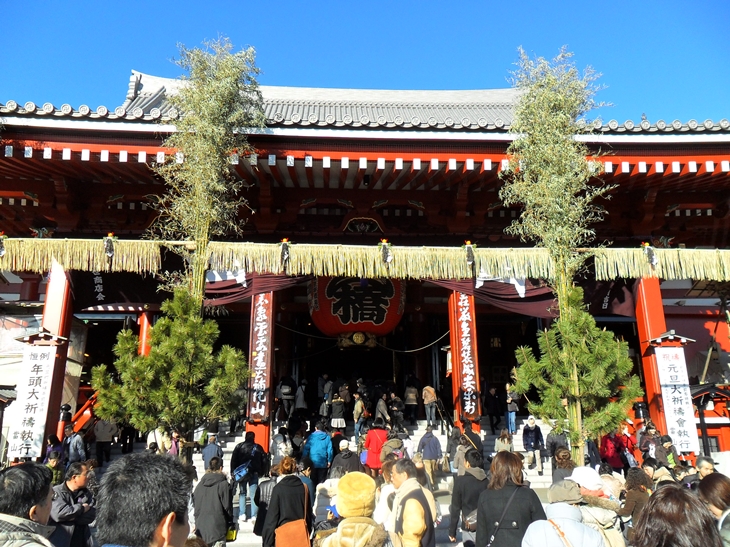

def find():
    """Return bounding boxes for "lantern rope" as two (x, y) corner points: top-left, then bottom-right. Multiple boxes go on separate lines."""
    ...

(275, 322), (337, 340)
(375, 330), (451, 353)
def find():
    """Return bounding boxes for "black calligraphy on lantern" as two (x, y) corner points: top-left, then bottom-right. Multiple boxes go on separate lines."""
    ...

(326, 278), (394, 325)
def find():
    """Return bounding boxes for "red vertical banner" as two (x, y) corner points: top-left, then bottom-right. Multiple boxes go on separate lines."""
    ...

(248, 291), (274, 423)
(448, 291), (481, 427)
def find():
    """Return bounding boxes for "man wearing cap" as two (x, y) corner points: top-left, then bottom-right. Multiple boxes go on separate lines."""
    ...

(331, 440), (364, 474)
(522, 480), (604, 547)
(564, 466), (624, 545)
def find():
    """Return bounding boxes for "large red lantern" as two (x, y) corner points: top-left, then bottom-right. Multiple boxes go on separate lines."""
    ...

(308, 277), (406, 346)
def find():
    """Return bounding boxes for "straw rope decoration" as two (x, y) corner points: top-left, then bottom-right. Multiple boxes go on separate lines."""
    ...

(3, 238), (730, 281)
(0, 238), (162, 274)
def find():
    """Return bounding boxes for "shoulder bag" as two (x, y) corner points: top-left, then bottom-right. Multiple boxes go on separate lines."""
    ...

(548, 519), (573, 547)
(275, 483), (310, 547)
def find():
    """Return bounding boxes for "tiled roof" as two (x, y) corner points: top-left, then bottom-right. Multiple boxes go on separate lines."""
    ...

(1, 70), (729, 135)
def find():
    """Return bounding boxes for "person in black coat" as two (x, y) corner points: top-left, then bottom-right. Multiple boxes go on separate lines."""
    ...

(193, 457), (232, 546)
(262, 456), (313, 547)
(475, 452), (546, 547)
(330, 440), (364, 474)
(449, 449), (489, 546)
(462, 418), (483, 454)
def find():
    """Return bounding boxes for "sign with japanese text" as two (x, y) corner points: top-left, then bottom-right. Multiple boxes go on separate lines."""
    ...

(248, 292), (274, 422)
(448, 292), (481, 421)
(655, 347), (700, 454)
(6, 346), (55, 459)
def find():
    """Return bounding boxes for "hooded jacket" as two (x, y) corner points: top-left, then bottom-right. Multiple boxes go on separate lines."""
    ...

(417, 432), (442, 461)
(303, 430), (334, 469)
(193, 471), (232, 545)
(523, 503), (604, 547)
(449, 467), (488, 538)
(0, 514), (56, 547)
(331, 449), (364, 474)
(262, 475), (312, 547)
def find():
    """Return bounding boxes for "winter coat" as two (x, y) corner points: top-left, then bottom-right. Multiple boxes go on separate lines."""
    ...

(317, 516), (391, 547)
(417, 432), (442, 461)
(331, 449), (363, 473)
(522, 425), (544, 452)
(617, 489), (649, 542)
(448, 467), (488, 538)
(474, 482), (546, 547)
(523, 503), (604, 547)
(585, 439), (601, 468)
(404, 387), (418, 406)
(0, 513), (56, 547)
(254, 476), (279, 536)
(314, 478), (340, 523)
(380, 438), (404, 463)
(600, 434), (626, 469)
(331, 399), (345, 420)
(48, 483), (96, 547)
(505, 391), (519, 412)
(202, 442), (223, 471)
(295, 384), (308, 409)
(279, 377), (297, 400)
(353, 399), (365, 421)
(545, 430), (568, 458)
(464, 430), (483, 454)
(364, 428), (388, 470)
(270, 433), (293, 466)
(552, 467), (573, 484)
(454, 445), (467, 476)
(718, 509), (730, 547)
(373, 482), (396, 527)
(494, 437), (513, 452)
(446, 430), (461, 460)
(422, 387), (437, 405)
(63, 433), (86, 464)
(579, 495), (625, 547)
(389, 478), (437, 547)
(262, 475), (313, 547)
(92, 420), (118, 442)
(146, 428), (171, 454)
(193, 471), (232, 545)
(639, 433), (667, 463)
(303, 430), (334, 469)
(485, 392), (501, 415)
(230, 440), (265, 477)
(375, 399), (390, 423)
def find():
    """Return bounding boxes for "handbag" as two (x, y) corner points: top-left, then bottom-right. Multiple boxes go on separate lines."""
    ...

(623, 448), (639, 467)
(226, 524), (238, 541)
(462, 508), (478, 532)
(233, 445), (258, 482)
(441, 454), (451, 473)
(485, 486), (520, 547)
(275, 483), (309, 547)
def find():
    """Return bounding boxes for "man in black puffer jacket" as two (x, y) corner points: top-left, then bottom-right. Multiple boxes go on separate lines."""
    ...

(193, 457), (232, 547)
(330, 440), (364, 474)
(449, 449), (489, 546)
(522, 416), (545, 476)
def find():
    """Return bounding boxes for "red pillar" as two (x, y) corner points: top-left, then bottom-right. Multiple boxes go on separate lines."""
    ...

(634, 277), (667, 432)
(246, 292), (275, 451)
(448, 291), (482, 433)
(41, 261), (74, 442)
(138, 311), (153, 356)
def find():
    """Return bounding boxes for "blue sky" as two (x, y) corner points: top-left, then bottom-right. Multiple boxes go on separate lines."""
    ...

(2, 0), (728, 124)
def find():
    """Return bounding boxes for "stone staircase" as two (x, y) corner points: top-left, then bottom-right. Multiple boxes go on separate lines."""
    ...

(99, 415), (553, 546)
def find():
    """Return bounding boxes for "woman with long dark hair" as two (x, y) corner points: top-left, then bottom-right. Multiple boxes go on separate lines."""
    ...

(262, 456), (312, 547)
(633, 482), (722, 547)
(475, 451), (546, 547)
(699, 472), (730, 546)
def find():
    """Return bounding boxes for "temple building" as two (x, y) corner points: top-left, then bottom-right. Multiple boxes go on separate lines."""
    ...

(1, 70), (730, 458)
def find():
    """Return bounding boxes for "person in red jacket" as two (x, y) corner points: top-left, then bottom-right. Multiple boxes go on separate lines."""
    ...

(600, 429), (626, 474)
(363, 418), (389, 478)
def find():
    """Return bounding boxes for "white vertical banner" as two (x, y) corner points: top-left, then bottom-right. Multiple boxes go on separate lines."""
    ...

(6, 346), (55, 459)
(655, 347), (700, 454)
